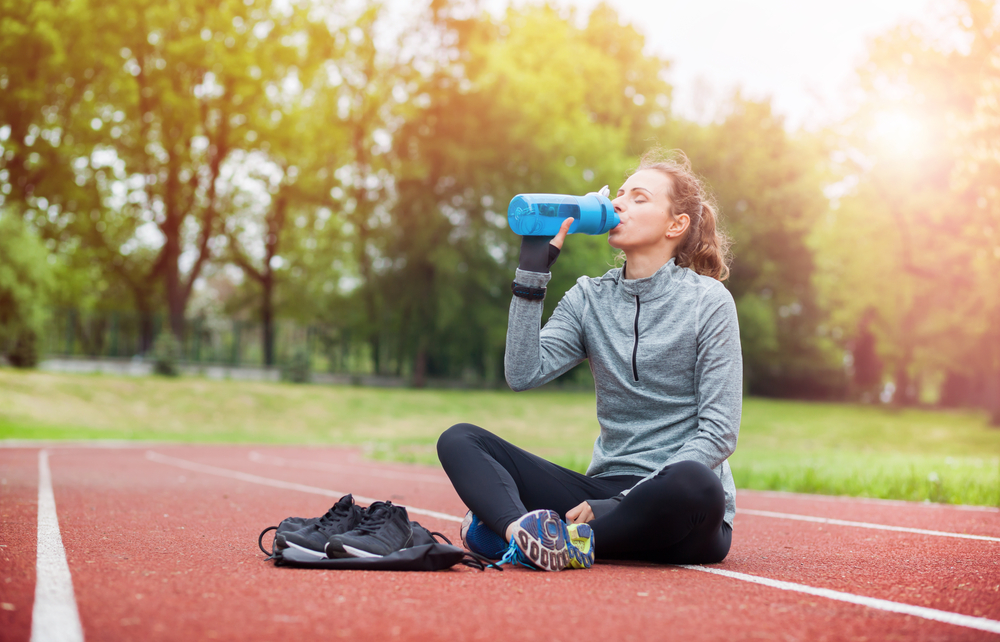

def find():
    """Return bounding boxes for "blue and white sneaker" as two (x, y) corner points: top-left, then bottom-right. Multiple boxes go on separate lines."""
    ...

(460, 511), (508, 560)
(499, 509), (595, 571)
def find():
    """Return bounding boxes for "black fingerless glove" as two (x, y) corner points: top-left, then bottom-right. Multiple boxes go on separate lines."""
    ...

(518, 236), (562, 273)
(585, 494), (624, 519)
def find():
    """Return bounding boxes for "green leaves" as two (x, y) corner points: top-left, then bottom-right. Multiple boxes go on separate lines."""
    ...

(0, 212), (53, 362)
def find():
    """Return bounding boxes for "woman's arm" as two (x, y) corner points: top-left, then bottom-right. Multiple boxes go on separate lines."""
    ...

(504, 219), (587, 391)
(504, 268), (588, 391)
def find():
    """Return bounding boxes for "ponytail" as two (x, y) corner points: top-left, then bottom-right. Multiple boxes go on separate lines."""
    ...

(634, 149), (732, 281)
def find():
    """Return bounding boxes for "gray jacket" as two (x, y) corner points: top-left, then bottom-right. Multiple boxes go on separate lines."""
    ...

(505, 259), (742, 526)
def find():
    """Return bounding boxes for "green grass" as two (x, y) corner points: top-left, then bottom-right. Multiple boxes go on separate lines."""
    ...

(1, 368), (998, 506)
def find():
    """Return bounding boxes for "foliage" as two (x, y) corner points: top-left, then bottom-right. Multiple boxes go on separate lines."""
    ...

(0, 213), (53, 364)
(151, 332), (181, 377)
(282, 349), (311, 384)
(7, 330), (40, 369)
(815, 0), (1000, 416)
(8, 0), (997, 407)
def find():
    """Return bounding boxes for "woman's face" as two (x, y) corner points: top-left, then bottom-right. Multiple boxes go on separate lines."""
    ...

(608, 169), (682, 252)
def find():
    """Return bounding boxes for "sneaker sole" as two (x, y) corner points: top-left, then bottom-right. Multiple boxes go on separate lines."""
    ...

(285, 541), (328, 559)
(512, 509), (571, 572)
(566, 523), (595, 569)
(341, 545), (383, 558)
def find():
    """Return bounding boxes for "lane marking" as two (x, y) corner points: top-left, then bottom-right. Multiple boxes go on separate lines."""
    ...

(32, 450), (85, 642)
(247, 451), (449, 484)
(146, 450), (1000, 634)
(680, 565), (1000, 635)
(738, 508), (1000, 542)
(145, 451), (462, 523)
(742, 489), (1000, 513)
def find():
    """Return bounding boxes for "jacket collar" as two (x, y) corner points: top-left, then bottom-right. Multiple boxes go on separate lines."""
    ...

(616, 258), (685, 302)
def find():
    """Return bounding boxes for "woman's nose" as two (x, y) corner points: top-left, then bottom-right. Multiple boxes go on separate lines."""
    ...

(612, 196), (625, 213)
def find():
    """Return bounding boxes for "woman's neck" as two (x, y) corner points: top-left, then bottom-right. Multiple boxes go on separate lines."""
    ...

(623, 248), (676, 279)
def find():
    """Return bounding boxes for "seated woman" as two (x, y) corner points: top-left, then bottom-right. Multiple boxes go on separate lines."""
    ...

(437, 150), (742, 571)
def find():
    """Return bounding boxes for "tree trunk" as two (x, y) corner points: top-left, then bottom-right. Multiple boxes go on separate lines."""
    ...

(163, 156), (185, 340)
(989, 371), (1000, 427)
(412, 346), (427, 389)
(262, 272), (275, 367)
(894, 360), (914, 406)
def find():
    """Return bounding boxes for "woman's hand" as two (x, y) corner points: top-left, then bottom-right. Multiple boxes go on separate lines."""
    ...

(566, 500), (595, 524)
(550, 217), (572, 250)
(517, 218), (573, 273)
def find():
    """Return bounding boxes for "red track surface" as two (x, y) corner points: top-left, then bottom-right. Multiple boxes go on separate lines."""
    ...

(2, 444), (999, 641)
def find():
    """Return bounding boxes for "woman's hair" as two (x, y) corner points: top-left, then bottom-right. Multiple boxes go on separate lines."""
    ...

(631, 148), (732, 281)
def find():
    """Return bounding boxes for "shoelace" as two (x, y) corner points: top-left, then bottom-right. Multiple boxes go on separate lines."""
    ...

(317, 498), (356, 525)
(351, 502), (393, 535)
(497, 537), (535, 569)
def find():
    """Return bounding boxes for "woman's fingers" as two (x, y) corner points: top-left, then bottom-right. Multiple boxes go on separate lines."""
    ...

(566, 500), (595, 524)
(566, 501), (585, 523)
(549, 217), (573, 250)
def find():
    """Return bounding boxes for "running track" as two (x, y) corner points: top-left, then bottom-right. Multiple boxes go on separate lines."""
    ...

(2, 443), (998, 641)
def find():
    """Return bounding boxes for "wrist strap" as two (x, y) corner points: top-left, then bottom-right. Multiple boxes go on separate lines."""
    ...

(511, 281), (545, 300)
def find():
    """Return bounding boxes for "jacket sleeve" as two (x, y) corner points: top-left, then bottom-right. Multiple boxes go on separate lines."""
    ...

(622, 285), (742, 493)
(504, 268), (588, 392)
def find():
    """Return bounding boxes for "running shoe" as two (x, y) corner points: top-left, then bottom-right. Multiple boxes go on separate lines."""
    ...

(460, 511), (508, 560)
(279, 494), (365, 558)
(325, 501), (414, 558)
(499, 509), (595, 571)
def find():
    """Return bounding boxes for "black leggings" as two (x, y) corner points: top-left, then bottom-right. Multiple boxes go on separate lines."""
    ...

(437, 423), (731, 565)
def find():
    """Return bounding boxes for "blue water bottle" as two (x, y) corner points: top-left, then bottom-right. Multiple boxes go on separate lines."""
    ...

(507, 187), (619, 236)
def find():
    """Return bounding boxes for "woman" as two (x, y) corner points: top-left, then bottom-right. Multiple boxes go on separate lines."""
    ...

(437, 150), (742, 571)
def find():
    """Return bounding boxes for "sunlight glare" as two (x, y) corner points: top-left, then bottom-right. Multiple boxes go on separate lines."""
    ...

(870, 110), (926, 157)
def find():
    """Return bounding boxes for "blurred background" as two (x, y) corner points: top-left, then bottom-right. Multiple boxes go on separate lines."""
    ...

(1, 0), (998, 503)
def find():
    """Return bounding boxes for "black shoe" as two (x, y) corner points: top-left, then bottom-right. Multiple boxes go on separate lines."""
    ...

(325, 501), (413, 558)
(280, 494), (365, 558)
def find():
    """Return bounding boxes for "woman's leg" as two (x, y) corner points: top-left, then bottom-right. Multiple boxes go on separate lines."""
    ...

(437, 423), (634, 538)
(589, 460), (732, 564)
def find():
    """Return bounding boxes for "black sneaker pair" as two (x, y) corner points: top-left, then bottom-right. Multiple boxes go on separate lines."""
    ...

(281, 496), (413, 559)
(276, 494), (366, 557)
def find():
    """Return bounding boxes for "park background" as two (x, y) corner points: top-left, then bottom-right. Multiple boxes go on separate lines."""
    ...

(1, 0), (998, 506)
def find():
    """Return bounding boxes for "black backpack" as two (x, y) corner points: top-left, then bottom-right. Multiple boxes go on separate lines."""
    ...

(258, 518), (499, 572)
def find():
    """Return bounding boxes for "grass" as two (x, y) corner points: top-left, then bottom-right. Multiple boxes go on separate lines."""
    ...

(1, 368), (998, 507)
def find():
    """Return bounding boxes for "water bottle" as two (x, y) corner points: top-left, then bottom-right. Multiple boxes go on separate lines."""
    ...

(507, 189), (620, 237)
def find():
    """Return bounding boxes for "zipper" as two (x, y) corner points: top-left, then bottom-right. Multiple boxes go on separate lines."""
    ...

(631, 295), (640, 382)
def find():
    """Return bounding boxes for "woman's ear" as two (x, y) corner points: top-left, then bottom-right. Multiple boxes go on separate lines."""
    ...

(666, 213), (690, 239)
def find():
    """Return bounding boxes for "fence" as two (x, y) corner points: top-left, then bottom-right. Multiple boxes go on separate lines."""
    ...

(41, 308), (373, 374)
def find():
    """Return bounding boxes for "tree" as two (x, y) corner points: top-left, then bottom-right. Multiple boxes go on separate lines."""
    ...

(382, 2), (672, 385)
(818, 0), (1000, 415)
(0, 212), (53, 365)
(1, 0), (345, 343)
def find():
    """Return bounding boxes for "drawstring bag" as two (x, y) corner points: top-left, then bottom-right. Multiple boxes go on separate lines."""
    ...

(258, 518), (499, 572)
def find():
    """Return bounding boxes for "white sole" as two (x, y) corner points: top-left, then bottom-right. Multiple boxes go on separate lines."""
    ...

(285, 541), (328, 559)
(342, 545), (383, 558)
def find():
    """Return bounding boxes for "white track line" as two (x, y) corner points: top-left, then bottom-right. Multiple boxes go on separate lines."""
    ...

(738, 508), (1000, 542)
(145, 451), (462, 523)
(32, 450), (84, 642)
(742, 489), (1000, 513)
(247, 451), (448, 484)
(681, 565), (1000, 635)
